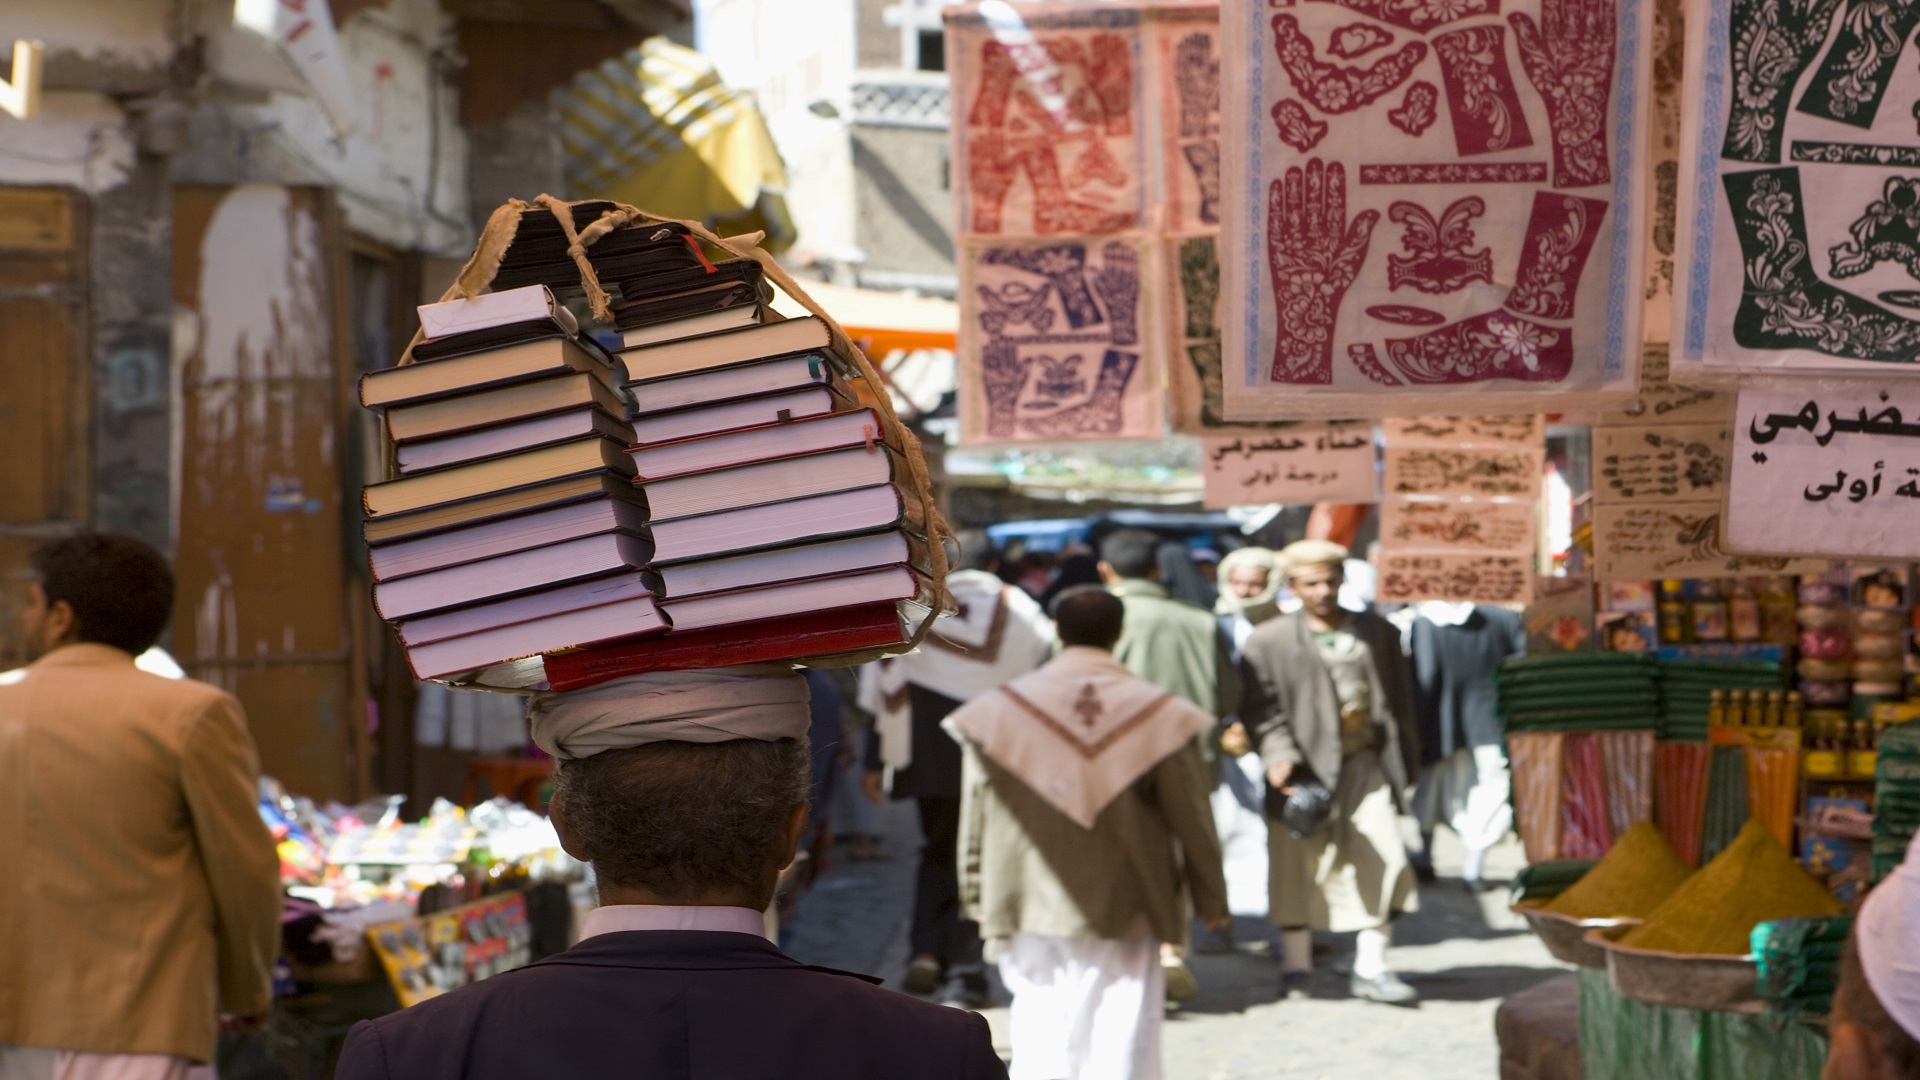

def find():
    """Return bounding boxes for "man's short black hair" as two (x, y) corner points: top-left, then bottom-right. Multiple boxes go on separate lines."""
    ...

(1051, 585), (1125, 650)
(1100, 528), (1160, 580)
(953, 529), (999, 574)
(552, 738), (811, 906)
(30, 531), (175, 655)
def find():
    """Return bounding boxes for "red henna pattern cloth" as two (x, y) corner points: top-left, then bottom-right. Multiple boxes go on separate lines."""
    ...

(1217, 0), (1648, 419)
(949, 5), (1151, 238)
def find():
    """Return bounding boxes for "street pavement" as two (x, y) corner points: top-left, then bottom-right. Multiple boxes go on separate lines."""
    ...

(785, 795), (1567, 1078)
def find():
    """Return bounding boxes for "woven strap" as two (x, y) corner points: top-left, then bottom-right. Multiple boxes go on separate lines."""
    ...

(402, 194), (956, 650)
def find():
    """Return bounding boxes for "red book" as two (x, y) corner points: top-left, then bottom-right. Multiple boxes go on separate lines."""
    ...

(542, 602), (911, 691)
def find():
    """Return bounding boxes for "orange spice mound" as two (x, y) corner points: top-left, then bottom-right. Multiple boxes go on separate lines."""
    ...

(1543, 822), (1692, 921)
(1618, 821), (1841, 956)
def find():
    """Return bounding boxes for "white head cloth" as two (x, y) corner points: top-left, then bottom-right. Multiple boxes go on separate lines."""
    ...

(1859, 830), (1920, 1043)
(528, 664), (811, 761)
(1278, 539), (1349, 580)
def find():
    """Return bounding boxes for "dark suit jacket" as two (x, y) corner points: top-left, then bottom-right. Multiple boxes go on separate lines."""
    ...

(336, 930), (1007, 1080)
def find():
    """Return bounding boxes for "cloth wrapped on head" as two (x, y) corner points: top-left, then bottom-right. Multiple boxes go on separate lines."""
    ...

(1858, 830), (1920, 1043)
(528, 664), (811, 761)
(1277, 539), (1349, 580)
(1216, 546), (1281, 623)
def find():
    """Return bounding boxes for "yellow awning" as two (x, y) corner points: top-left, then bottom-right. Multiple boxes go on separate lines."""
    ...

(555, 38), (794, 251)
(771, 280), (958, 356)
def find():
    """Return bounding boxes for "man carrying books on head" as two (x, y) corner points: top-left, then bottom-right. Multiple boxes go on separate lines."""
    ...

(947, 586), (1229, 1080)
(337, 665), (1005, 1080)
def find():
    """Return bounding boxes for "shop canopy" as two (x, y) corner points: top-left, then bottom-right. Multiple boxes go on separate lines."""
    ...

(555, 38), (795, 251)
(770, 280), (958, 357)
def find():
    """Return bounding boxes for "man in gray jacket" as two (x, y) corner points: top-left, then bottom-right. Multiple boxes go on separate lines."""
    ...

(1240, 540), (1422, 1004)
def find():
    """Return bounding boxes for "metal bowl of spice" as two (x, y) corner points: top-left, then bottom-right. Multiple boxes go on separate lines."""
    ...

(1513, 904), (1637, 968)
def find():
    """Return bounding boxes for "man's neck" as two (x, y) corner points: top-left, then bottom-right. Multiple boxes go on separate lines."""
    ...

(597, 886), (768, 909)
(1305, 608), (1349, 633)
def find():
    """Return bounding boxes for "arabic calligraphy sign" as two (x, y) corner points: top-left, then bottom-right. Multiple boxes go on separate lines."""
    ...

(1728, 388), (1920, 560)
(1380, 415), (1541, 448)
(1381, 498), (1535, 555)
(1592, 424), (1730, 505)
(1384, 446), (1545, 499)
(1378, 415), (1541, 602)
(1594, 502), (1820, 579)
(1378, 553), (1533, 605)
(1200, 424), (1377, 507)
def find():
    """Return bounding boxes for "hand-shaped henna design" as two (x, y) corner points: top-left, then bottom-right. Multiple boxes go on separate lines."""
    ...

(1182, 141), (1223, 223)
(1174, 32), (1220, 139)
(1510, 0), (1617, 187)
(1272, 14), (1427, 114)
(1796, 0), (1920, 127)
(1266, 158), (1379, 384)
(980, 338), (1033, 439)
(1721, 0), (1845, 162)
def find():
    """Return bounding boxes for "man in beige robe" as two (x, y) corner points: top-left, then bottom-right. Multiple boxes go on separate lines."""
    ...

(950, 587), (1228, 1080)
(1240, 540), (1422, 1005)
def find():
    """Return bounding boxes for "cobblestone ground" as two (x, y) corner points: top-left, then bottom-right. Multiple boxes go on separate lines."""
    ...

(785, 798), (1567, 1078)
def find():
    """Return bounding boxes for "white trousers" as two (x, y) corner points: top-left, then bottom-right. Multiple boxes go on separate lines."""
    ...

(0, 1047), (205, 1080)
(998, 932), (1163, 1080)
(1414, 744), (1514, 854)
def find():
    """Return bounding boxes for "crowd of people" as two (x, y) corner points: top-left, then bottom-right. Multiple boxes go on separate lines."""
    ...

(4, 530), (1919, 1080)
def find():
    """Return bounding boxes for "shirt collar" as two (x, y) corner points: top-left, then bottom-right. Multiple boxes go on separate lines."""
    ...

(1108, 579), (1168, 599)
(578, 904), (769, 942)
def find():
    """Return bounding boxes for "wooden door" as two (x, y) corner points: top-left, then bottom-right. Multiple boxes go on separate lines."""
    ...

(0, 189), (89, 667)
(170, 184), (367, 801)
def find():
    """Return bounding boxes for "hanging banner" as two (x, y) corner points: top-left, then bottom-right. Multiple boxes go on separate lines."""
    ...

(1380, 414), (1541, 448)
(1378, 552), (1534, 604)
(1727, 388), (1920, 560)
(1592, 502), (1821, 579)
(947, 4), (1150, 238)
(1216, 0), (1649, 419)
(1384, 445), (1544, 499)
(958, 237), (1161, 442)
(1380, 497), (1537, 554)
(1673, 0), (1920, 379)
(1167, 233), (1322, 435)
(1591, 424), (1730, 505)
(1379, 416), (1541, 602)
(1597, 344), (1734, 426)
(1641, 0), (1684, 345)
(1200, 423), (1376, 507)
(1152, 4), (1223, 234)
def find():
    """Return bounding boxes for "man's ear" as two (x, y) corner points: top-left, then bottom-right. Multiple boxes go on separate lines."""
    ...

(1097, 561), (1120, 584)
(46, 598), (79, 646)
(547, 794), (592, 864)
(782, 801), (809, 861)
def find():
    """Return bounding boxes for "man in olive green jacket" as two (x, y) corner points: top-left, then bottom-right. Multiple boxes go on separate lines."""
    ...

(1097, 528), (1240, 719)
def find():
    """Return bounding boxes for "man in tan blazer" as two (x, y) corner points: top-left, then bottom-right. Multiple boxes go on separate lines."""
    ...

(950, 587), (1227, 1080)
(0, 533), (281, 1078)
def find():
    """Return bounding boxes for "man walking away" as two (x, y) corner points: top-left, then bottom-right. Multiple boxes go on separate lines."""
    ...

(1240, 540), (1422, 1005)
(950, 587), (1228, 1080)
(0, 533), (281, 1077)
(859, 531), (1054, 1005)
(340, 665), (1006, 1080)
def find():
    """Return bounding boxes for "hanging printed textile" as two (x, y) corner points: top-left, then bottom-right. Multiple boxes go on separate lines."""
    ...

(1153, 4), (1223, 233)
(1674, 0), (1920, 376)
(1642, 0), (1685, 344)
(948, 4), (1165, 442)
(1216, 0), (1650, 418)
(1376, 415), (1541, 603)
(958, 236), (1161, 441)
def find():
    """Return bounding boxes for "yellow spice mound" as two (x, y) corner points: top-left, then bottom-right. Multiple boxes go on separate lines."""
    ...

(1617, 821), (1841, 956)
(1543, 822), (1692, 921)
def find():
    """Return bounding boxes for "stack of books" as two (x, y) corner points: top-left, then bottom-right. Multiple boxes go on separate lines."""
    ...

(360, 285), (664, 680)
(362, 212), (936, 690)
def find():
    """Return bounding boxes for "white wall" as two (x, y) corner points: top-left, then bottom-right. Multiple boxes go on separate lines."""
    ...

(695, 0), (859, 264)
(0, 1), (167, 193)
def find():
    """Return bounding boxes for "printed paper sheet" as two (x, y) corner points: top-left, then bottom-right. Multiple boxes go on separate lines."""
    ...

(1200, 423), (1378, 506)
(1674, 0), (1920, 377)
(958, 237), (1162, 442)
(1727, 388), (1920, 559)
(1217, 0), (1649, 418)
(1378, 416), (1541, 602)
(1152, 4), (1224, 233)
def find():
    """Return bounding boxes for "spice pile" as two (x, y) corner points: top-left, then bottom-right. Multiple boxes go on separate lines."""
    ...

(1543, 822), (1692, 921)
(1618, 821), (1842, 956)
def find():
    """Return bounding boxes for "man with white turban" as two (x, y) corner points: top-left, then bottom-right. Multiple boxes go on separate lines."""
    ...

(1239, 540), (1423, 1005)
(337, 664), (1006, 1080)
(1825, 831), (1920, 1079)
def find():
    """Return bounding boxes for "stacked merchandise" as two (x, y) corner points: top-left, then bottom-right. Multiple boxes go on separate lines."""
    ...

(1876, 722), (1920, 881)
(1753, 916), (1852, 1018)
(580, 253), (931, 678)
(1654, 742), (1711, 866)
(1796, 575), (1852, 712)
(1496, 653), (1660, 732)
(359, 286), (661, 680)
(1656, 660), (1785, 741)
(1509, 860), (1597, 904)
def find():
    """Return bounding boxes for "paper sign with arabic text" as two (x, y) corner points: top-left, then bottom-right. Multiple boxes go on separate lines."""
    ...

(1380, 415), (1541, 448)
(1200, 424), (1377, 507)
(1727, 388), (1920, 560)
(1377, 552), (1533, 604)
(1592, 424), (1729, 505)
(1384, 446), (1544, 499)
(1381, 497), (1536, 555)
(1592, 501), (1822, 579)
